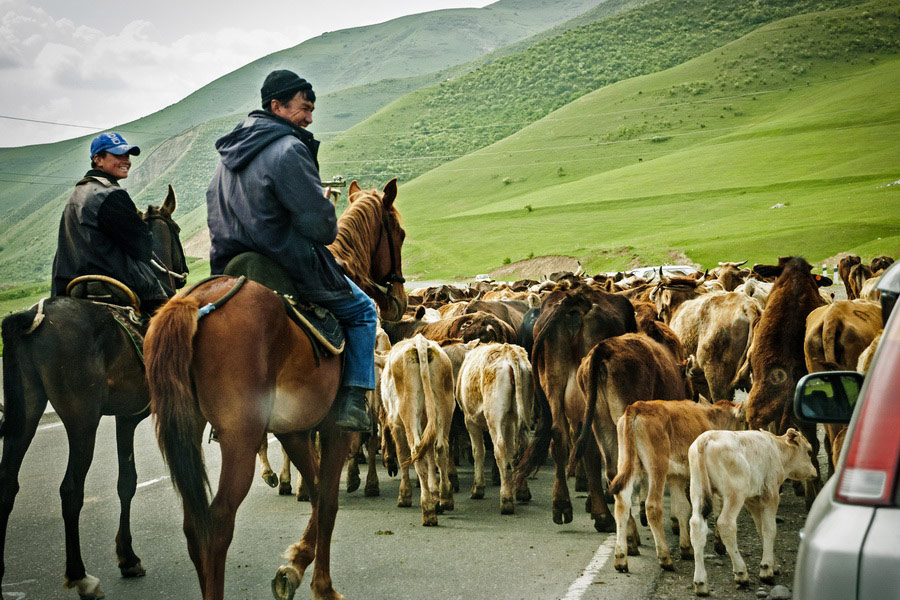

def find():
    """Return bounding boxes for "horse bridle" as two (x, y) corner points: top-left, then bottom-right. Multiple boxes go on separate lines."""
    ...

(144, 213), (189, 290)
(372, 208), (405, 292)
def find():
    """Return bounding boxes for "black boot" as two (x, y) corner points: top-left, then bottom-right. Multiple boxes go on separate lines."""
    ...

(334, 386), (372, 432)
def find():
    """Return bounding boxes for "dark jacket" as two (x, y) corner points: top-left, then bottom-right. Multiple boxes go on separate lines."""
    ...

(206, 110), (351, 302)
(51, 171), (167, 305)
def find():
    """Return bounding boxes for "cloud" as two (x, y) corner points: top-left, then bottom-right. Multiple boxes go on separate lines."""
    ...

(0, 1), (294, 146)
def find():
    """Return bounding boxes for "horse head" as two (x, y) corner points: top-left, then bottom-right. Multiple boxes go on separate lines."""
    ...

(331, 178), (408, 322)
(141, 184), (189, 292)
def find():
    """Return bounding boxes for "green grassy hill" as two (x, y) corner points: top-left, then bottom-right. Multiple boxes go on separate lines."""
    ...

(320, 0), (868, 186)
(0, 0), (604, 286)
(397, 0), (900, 279)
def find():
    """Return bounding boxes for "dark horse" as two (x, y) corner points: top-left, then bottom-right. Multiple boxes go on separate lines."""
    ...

(144, 179), (407, 600)
(0, 185), (188, 599)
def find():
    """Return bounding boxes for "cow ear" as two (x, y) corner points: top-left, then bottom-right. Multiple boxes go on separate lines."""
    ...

(814, 275), (833, 287)
(752, 264), (782, 279)
(785, 428), (801, 444)
(414, 306), (425, 320)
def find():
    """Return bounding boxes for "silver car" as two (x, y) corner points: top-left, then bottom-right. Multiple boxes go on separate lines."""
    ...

(793, 260), (900, 600)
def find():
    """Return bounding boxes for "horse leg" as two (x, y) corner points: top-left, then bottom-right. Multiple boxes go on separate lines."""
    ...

(345, 432), (361, 493)
(0, 380), (46, 588)
(309, 424), (352, 600)
(258, 436), (278, 488)
(59, 412), (105, 599)
(274, 432), (320, 599)
(204, 434), (258, 600)
(114, 414), (146, 578)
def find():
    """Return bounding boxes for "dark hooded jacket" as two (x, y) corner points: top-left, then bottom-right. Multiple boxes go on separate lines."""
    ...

(206, 110), (351, 302)
(51, 171), (168, 305)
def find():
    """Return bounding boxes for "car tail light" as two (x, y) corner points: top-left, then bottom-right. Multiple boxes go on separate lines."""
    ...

(836, 324), (900, 505)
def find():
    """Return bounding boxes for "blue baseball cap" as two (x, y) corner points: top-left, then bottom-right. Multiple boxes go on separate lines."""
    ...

(90, 132), (140, 157)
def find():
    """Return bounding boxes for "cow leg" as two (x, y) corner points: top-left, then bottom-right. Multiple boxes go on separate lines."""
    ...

(465, 417), (486, 500)
(435, 438), (454, 512)
(717, 494), (749, 587)
(613, 474), (637, 572)
(549, 431), (573, 525)
(413, 449), (438, 526)
(626, 512), (640, 555)
(364, 431), (380, 497)
(668, 476), (693, 560)
(746, 498), (780, 583)
(493, 423), (515, 515)
(345, 433), (361, 494)
(645, 471), (674, 571)
(514, 427), (532, 503)
(690, 491), (711, 596)
(392, 424), (413, 508)
(583, 438), (615, 532)
(257, 437), (278, 488)
(574, 459), (588, 493)
(114, 414), (146, 578)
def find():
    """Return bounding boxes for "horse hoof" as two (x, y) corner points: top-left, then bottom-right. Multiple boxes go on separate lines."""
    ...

(347, 476), (361, 494)
(272, 565), (302, 600)
(120, 561), (146, 578)
(364, 484), (380, 497)
(279, 482), (293, 496)
(67, 574), (104, 599)
(263, 471), (279, 488)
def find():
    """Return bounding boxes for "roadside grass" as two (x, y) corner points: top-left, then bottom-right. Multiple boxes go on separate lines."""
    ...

(397, 1), (900, 278)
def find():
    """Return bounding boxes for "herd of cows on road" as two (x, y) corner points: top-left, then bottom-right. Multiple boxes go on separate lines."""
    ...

(339, 253), (891, 595)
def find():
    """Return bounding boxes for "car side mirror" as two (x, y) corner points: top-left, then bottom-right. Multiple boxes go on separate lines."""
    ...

(794, 371), (864, 424)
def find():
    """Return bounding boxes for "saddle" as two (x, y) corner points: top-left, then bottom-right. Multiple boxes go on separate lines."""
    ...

(66, 275), (141, 313)
(223, 253), (345, 358)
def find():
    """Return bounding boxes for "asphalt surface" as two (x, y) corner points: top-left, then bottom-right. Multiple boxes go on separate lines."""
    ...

(2, 412), (677, 600)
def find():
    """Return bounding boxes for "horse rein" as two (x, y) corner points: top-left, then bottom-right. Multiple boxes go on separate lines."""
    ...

(144, 213), (189, 290)
(372, 209), (405, 292)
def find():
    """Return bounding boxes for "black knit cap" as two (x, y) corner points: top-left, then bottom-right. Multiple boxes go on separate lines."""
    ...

(260, 69), (316, 106)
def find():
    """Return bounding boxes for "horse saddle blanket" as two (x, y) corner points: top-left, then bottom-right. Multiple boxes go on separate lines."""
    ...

(223, 252), (344, 355)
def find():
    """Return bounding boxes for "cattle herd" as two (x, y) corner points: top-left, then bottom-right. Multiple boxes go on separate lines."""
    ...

(310, 254), (892, 595)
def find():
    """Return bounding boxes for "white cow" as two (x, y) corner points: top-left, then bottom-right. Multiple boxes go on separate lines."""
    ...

(381, 334), (455, 526)
(689, 428), (818, 596)
(456, 343), (534, 513)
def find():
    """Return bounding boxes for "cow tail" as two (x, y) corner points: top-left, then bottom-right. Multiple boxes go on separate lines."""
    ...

(821, 312), (842, 371)
(405, 335), (438, 467)
(513, 339), (551, 488)
(731, 307), (760, 391)
(1, 308), (40, 439)
(145, 295), (211, 540)
(609, 412), (636, 496)
(573, 347), (603, 467)
(689, 435), (713, 518)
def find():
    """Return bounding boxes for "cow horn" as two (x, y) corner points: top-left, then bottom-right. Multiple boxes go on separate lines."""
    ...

(736, 259), (748, 266)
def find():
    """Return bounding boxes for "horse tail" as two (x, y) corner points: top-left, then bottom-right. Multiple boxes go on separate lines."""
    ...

(1, 308), (40, 438)
(513, 338), (551, 489)
(405, 335), (438, 467)
(145, 295), (211, 538)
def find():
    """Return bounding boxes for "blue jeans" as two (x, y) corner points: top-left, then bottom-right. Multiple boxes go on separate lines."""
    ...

(316, 275), (377, 389)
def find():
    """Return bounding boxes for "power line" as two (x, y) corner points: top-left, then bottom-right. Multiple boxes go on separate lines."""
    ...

(0, 113), (186, 138)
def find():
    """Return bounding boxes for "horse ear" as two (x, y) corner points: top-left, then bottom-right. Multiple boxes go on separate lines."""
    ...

(162, 184), (176, 216)
(348, 180), (362, 202)
(382, 178), (398, 208)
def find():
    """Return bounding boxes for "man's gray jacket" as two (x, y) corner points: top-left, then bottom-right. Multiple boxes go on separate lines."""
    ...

(207, 110), (351, 302)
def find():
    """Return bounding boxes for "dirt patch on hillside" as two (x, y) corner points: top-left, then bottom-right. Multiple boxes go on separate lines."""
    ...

(183, 227), (211, 259)
(489, 255), (581, 280)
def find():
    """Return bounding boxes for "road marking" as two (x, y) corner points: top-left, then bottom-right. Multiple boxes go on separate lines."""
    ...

(37, 422), (63, 431)
(137, 476), (169, 489)
(560, 535), (617, 600)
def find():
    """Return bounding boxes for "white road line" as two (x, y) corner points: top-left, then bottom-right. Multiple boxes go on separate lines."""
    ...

(37, 422), (63, 431)
(136, 476), (169, 489)
(561, 535), (617, 600)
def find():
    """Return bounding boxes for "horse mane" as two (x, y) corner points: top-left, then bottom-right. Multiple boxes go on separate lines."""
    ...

(328, 190), (398, 292)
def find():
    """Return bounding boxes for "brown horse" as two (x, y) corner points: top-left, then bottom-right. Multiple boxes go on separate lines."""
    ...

(144, 180), (406, 600)
(0, 186), (187, 599)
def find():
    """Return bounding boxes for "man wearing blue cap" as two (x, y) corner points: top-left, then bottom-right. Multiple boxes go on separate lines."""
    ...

(51, 132), (169, 311)
(206, 69), (376, 431)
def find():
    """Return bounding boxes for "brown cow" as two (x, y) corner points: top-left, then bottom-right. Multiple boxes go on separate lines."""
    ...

(420, 311), (517, 344)
(609, 399), (745, 573)
(650, 274), (706, 324)
(837, 255), (861, 298)
(671, 291), (762, 400)
(804, 299), (881, 475)
(464, 299), (529, 333)
(847, 263), (874, 300)
(746, 256), (831, 508)
(712, 260), (750, 292)
(514, 286), (638, 531)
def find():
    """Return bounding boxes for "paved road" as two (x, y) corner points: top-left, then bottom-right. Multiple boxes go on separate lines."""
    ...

(2, 413), (681, 600)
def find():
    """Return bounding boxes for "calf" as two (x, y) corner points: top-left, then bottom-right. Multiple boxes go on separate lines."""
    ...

(456, 343), (534, 514)
(609, 399), (745, 573)
(689, 429), (817, 595)
(381, 334), (455, 526)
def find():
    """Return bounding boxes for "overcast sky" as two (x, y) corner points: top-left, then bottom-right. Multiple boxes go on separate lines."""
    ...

(0, 0), (492, 148)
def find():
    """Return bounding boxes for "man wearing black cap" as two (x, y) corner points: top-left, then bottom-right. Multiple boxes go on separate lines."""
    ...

(206, 70), (376, 432)
(51, 132), (169, 310)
